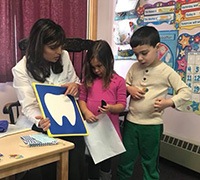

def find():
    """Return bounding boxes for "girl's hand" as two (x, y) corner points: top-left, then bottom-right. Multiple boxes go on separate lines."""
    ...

(36, 116), (51, 131)
(98, 103), (125, 114)
(61, 82), (79, 96)
(84, 110), (98, 123)
(98, 104), (109, 113)
(127, 86), (145, 100)
(154, 97), (174, 112)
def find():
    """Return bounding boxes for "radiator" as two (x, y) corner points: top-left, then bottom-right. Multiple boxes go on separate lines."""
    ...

(160, 133), (200, 173)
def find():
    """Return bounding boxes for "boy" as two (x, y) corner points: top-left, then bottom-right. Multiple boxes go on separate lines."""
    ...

(117, 26), (191, 180)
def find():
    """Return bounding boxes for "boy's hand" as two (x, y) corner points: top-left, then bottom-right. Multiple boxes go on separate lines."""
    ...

(127, 86), (145, 100)
(154, 97), (174, 112)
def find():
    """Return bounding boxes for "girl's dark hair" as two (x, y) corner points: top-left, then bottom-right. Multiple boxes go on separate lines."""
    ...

(130, 26), (160, 48)
(83, 40), (115, 88)
(26, 18), (66, 82)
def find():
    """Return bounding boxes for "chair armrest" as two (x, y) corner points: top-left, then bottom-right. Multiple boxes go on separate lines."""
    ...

(3, 101), (21, 124)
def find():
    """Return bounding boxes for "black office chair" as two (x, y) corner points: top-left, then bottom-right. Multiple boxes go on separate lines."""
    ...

(3, 37), (95, 124)
(3, 101), (21, 124)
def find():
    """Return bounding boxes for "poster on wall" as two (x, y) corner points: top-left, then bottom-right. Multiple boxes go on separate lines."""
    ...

(159, 30), (178, 69)
(113, 19), (137, 60)
(115, 0), (139, 21)
(136, 1), (176, 26)
(113, 0), (140, 60)
(175, 0), (200, 30)
(159, 30), (178, 95)
(176, 32), (200, 115)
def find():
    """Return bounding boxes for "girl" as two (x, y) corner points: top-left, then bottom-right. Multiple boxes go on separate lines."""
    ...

(78, 40), (127, 180)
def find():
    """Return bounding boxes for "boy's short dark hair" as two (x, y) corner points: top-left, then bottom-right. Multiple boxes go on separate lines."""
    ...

(130, 26), (160, 48)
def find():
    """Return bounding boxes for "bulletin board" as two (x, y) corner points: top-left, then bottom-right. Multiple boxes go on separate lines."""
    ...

(113, 0), (200, 114)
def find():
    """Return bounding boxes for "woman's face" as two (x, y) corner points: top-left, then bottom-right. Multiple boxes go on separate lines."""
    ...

(43, 45), (62, 62)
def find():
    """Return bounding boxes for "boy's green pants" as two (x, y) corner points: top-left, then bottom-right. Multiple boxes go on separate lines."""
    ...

(117, 120), (163, 180)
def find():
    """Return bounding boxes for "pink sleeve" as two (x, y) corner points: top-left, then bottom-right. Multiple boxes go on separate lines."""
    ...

(78, 83), (87, 102)
(116, 77), (127, 107)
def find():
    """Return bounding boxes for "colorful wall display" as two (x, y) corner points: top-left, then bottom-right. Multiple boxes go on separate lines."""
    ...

(176, 32), (200, 114)
(175, 0), (200, 30)
(137, 1), (176, 26)
(113, 0), (200, 114)
(159, 30), (178, 95)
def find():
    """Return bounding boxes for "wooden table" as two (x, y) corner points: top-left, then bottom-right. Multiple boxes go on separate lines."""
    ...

(0, 130), (74, 180)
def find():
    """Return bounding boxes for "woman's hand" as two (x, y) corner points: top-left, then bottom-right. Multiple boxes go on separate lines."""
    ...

(62, 82), (79, 96)
(36, 116), (51, 131)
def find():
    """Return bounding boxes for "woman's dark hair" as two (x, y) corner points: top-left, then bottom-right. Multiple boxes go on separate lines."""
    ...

(26, 18), (66, 82)
(83, 40), (115, 88)
(130, 26), (160, 48)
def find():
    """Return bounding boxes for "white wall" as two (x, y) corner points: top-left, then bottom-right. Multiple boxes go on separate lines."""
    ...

(97, 0), (200, 145)
(97, 1), (114, 45)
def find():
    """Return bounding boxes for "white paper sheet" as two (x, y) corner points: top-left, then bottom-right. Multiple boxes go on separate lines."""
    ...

(84, 114), (126, 164)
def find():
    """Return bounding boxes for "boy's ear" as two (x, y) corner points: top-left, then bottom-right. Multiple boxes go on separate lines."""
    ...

(155, 42), (160, 49)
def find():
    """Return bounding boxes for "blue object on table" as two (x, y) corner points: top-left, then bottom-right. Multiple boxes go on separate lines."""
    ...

(0, 120), (9, 132)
